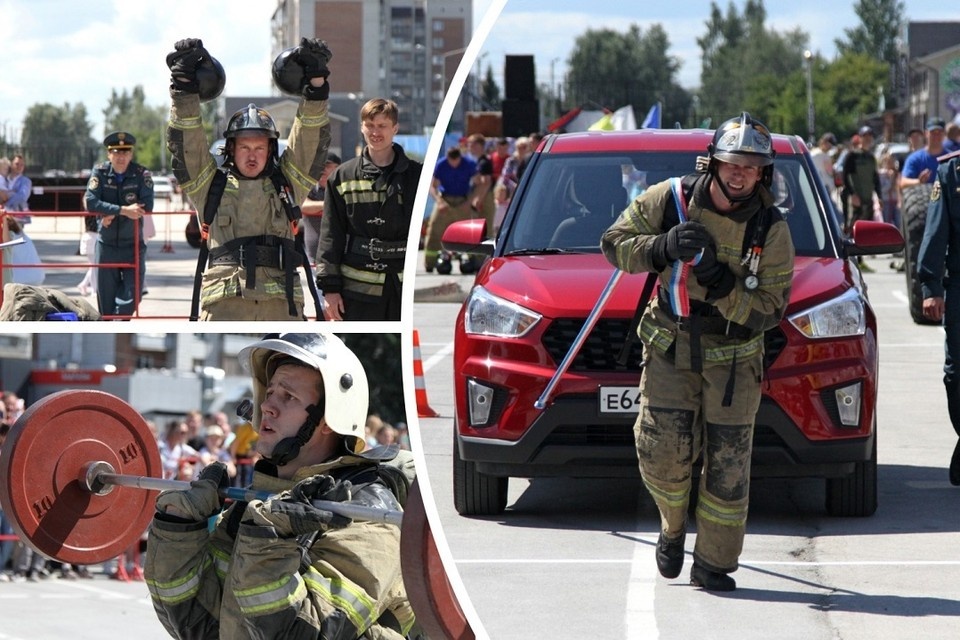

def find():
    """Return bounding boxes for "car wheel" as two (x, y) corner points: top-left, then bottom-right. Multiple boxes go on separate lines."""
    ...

(825, 429), (877, 517)
(453, 430), (508, 516)
(436, 252), (453, 275)
(900, 184), (936, 325)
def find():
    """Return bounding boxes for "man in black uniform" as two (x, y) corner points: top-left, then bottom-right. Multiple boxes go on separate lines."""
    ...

(84, 132), (153, 318)
(316, 98), (421, 321)
(917, 147), (960, 485)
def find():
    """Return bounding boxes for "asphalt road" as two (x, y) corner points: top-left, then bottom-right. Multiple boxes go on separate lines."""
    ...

(412, 253), (960, 640)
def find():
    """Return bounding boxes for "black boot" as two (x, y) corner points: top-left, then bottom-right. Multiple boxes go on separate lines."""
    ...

(950, 439), (960, 486)
(655, 532), (685, 579)
(690, 562), (736, 591)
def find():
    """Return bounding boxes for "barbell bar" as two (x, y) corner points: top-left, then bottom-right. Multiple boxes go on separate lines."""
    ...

(82, 460), (403, 527)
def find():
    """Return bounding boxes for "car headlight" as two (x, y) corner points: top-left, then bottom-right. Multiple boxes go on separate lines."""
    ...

(464, 286), (541, 338)
(788, 288), (866, 338)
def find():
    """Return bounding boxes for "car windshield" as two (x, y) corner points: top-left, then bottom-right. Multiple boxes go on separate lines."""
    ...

(501, 151), (834, 258)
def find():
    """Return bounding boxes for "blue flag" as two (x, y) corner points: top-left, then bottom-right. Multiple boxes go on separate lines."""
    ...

(641, 103), (661, 129)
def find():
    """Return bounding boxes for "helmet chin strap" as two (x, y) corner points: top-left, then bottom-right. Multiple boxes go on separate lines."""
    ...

(265, 403), (326, 467)
(709, 165), (758, 204)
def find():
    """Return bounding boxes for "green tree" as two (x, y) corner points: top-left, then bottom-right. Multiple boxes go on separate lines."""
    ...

(835, 0), (905, 108)
(835, 0), (905, 65)
(481, 64), (501, 110)
(697, 0), (809, 130)
(565, 24), (689, 127)
(340, 333), (405, 426)
(21, 103), (99, 173)
(102, 86), (168, 173)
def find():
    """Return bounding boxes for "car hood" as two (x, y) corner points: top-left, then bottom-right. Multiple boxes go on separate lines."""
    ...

(479, 254), (851, 319)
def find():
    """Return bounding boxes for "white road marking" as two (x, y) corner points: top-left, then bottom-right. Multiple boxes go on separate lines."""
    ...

(625, 532), (660, 639)
(422, 341), (454, 372)
(455, 558), (960, 566)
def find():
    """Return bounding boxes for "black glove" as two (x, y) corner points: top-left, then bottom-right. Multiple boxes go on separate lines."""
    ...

(244, 475), (353, 537)
(651, 221), (711, 268)
(296, 38), (332, 100)
(295, 37), (332, 80)
(166, 38), (207, 93)
(693, 243), (736, 299)
(155, 461), (229, 521)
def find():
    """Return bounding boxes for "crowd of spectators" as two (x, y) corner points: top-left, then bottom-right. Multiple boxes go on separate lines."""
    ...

(0, 392), (410, 582)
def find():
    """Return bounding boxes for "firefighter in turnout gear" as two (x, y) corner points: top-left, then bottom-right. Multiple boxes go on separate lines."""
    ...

(145, 333), (418, 639)
(165, 37), (332, 320)
(84, 131), (154, 318)
(316, 98), (422, 321)
(601, 113), (794, 591)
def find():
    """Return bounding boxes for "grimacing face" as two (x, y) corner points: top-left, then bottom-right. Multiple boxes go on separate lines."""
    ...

(255, 364), (323, 459)
(234, 136), (271, 178)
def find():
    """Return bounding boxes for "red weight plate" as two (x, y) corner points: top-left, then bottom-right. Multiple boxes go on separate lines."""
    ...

(0, 389), (162, 564)
(400, 478), (474, 640)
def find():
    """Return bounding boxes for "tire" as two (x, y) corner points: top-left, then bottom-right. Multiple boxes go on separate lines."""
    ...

(900, 184), (936, 325)
(453, 430), (508, 516)
(435, 251), (453, 275)
(825, 430), (877, 517)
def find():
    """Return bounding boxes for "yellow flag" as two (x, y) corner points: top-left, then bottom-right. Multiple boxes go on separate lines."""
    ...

(588, 113), (614, 131)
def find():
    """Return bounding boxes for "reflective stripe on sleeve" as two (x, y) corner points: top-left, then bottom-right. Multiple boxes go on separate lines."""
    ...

(146, 556), (212, 605)
(302, 565), (379, 633)
(234, 574), (308, 616)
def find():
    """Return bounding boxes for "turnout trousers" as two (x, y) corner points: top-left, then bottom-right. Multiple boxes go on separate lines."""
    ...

(635, 346), (762, 573)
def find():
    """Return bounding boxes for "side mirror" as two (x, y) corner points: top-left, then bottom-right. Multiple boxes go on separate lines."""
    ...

(845, 220), (905, 256)
(441, 219), (494, 256)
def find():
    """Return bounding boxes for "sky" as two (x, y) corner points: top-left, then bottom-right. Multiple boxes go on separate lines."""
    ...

(0, 0), (951, 145)
(473, 0), (949, 97)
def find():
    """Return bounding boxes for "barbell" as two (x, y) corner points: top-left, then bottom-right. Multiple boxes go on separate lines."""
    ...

(0, 388), (475, 638)
(0, 389), (401, 565)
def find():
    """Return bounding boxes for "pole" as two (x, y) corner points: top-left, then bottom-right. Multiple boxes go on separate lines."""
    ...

(534, 269), (623, 410)
(85, 462), (403, 527)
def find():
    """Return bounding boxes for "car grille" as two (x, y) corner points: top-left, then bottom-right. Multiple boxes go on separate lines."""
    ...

(542, 319), (642, 371)
(542, 422), (635, 447)
(542, 319), (789, 372)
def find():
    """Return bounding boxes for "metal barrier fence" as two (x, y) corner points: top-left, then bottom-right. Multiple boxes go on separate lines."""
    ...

(0, 209), (195, 320)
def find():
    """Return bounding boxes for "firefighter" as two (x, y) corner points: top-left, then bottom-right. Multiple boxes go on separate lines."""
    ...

(601, 113), (794, 591)
(917, 146), (960, 485)
(165, 37), (331, 320)
(144, 333), (417, 638)
(315, 98), (422, 321)
(84, 132), (154, 318)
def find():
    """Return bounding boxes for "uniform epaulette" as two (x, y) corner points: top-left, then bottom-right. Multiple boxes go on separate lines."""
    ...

(937, 149), (960, 163)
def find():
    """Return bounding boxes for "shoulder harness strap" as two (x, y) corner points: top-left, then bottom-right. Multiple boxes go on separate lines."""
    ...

(190, 169), (229, 320)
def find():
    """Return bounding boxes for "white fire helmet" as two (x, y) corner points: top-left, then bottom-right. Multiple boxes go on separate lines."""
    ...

(238, 333), (369, 452)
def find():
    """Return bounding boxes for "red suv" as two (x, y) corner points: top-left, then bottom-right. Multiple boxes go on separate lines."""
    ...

(443, 129), (903, 519)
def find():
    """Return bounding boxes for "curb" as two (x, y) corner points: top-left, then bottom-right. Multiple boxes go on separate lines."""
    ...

(413, 280), (466, 303)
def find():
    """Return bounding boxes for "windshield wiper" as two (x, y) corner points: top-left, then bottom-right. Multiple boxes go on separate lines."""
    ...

(504, 247), (579, 256)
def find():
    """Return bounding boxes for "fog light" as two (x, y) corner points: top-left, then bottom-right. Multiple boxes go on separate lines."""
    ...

(468, 379), (495, 426)
(835, 382), (861, 426)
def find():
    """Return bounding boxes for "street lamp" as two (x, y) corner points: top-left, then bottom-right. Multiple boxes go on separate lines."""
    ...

(803, 50), (815, 145)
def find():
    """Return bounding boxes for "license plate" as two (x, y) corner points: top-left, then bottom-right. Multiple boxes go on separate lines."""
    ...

(598, 385), (642, 414)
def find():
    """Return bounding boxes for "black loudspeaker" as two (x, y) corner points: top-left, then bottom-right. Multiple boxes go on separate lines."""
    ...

(505, 55), (536, 101)
(502, 99), (540, 138)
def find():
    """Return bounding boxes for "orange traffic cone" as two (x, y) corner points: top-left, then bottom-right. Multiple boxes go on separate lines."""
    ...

(413, 330), (439, 418)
